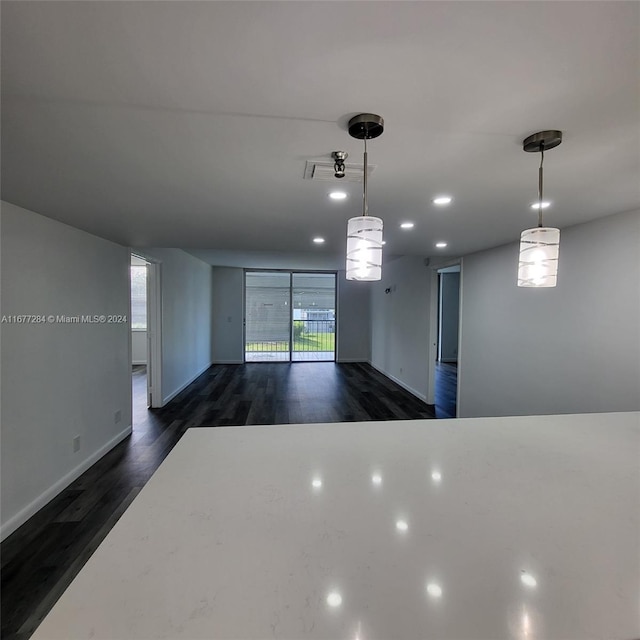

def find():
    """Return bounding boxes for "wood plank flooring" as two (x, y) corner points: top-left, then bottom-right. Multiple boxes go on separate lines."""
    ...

(434, 361), (458, 418)
(1, 362), (435, 640)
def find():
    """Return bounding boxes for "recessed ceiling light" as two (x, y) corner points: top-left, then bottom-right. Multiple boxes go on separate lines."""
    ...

(326, 591), (342, 607)
(312, 478), (322, 488)
(396, 519), (409, 531)
(426, 583), (443, 598)
(520, 571), (537, 588)
(313, 237), (325, 244)
(435, 242), (448, 249)
(433, 196), (452, 206)
(431, 471), (442, 482)
(382, 241), (386, 245)
(400, 222), (414, 229)
(530, 201), (551, 210)
(371, 473), (382, 485)
(329, 191), (347, 200)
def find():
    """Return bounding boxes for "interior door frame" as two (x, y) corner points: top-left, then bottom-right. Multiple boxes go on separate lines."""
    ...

(427, 257), (463, 415)
(146, 260), (163, 407)
(130, 251), (163, 408)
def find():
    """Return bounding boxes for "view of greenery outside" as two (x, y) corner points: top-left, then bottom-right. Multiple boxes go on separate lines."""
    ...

(245, 332), (335, 352)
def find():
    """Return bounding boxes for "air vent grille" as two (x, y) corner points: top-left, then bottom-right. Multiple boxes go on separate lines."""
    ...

(303, 161), (376, 182)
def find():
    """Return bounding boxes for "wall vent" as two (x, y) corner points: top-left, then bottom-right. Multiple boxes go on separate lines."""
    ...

(303, 161), (377, 182)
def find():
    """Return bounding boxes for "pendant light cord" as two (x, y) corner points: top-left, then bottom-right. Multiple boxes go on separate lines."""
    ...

(363, 136), (369, 217)
(538, 143), (545, 227)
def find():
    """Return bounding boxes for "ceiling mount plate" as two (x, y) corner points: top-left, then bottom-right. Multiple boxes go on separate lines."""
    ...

(523, 130), (562, 152)
(348, 113), (384, 140)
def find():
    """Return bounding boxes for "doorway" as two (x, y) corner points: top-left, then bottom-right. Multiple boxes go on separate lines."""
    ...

(428, 263), (461, 418)
(130, 255), (149, 426)
(130, 253), (163, 418)
(244, 271), (336, 362)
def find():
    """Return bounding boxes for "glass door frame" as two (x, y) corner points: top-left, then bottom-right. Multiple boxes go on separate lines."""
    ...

(243, 269), (338, 363)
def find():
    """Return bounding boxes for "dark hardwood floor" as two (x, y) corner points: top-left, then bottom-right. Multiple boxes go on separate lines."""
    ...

(434, 361), (458, 418)
(1, 362), (435, 640)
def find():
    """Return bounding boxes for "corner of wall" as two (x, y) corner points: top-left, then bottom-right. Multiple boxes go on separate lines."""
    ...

(1, 426), (132, 542)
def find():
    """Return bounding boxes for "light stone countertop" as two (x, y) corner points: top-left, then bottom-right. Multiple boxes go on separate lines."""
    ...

(32, 412), (640, 639)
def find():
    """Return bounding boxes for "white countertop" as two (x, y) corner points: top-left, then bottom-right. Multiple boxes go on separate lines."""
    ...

(32, 412), (640, 639)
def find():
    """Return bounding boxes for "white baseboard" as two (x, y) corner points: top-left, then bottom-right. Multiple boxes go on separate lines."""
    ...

(336, 358), (369, 363)
(369, 363), (428, 402)
(163, 361), (213, 404)
(212, 360), (244, 365)
(1, 425), (133, 542)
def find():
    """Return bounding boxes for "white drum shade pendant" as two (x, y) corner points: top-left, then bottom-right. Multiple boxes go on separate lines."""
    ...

(517, 227), (560, 287)
(345, 114), (384, 281)
(346, 215), (383, 281)
(518, 130), (562, 288)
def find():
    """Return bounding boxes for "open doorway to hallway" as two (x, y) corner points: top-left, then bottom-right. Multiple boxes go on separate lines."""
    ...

(435, 265), (460, 418)
(130, 255), (150, 429)
(130, 253), (162, 415)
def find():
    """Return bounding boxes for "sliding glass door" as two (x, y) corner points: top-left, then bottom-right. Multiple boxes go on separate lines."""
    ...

(245, 271), (336, 363)
(245, 272), (291, 362)
(292, 273), (336, 361)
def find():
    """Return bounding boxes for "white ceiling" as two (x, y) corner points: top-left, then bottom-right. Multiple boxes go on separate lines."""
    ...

(2, 1), (638, 264)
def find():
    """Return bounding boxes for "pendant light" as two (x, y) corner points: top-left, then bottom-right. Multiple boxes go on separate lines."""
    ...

(346, 113), (384, 281)
(517, 130), (562, 287)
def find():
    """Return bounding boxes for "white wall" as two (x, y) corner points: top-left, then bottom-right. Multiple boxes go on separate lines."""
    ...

(1, 202), (132, 539)
(439, 272), (460, 362)
(459, 210), (640, 417)
(131, 330), (147, 364)
(211, 267), (244, 363)
(188, 249), (343, 271)
(134, 248), (213, 404)
(370, 256), (432, 401)
(336, 272), (371, 362)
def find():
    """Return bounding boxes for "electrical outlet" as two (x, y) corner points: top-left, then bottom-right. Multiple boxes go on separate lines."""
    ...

(73, 436), (81, 453)
(114, 410), (122, 424)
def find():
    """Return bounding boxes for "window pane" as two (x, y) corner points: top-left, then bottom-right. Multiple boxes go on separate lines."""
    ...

(245, 272), (291, 362)
(131, 265), (147, 329)
(292, 273), (336, 360)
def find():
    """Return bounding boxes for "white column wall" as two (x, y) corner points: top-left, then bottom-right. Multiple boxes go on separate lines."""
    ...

(458, 210), (640, 417)
(1, 202), (132, 539)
